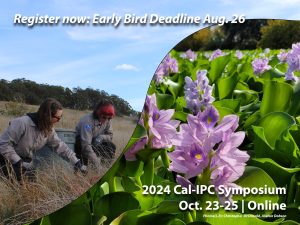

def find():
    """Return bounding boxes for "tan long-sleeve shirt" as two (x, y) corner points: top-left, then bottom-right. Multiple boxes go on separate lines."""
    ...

(75, 113), (113, 164)
(0, 115), (79, 165)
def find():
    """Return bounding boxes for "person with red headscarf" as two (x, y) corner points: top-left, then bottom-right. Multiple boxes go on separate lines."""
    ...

(75, 99), (116, 168)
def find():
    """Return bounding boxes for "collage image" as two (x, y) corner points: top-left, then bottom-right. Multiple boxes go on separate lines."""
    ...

(0, 2), (300, 224)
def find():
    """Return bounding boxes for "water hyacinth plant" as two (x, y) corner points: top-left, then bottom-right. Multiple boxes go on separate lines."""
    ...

(251, 58), (271, 75)
(209, 49), (225, 61)
(180, 49), (197, 62)
(235, 50), (243, 59)
(285, 42), (300, 82)
(30, 42), (300, 225)
(154, 53), (179, 84)
(125, 94), (180, 160)
(184, 70), (215, 114)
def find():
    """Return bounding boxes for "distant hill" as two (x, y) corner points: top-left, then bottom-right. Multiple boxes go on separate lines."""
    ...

(0, 78), (137, 116)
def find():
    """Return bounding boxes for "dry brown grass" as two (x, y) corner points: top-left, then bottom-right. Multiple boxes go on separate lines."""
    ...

(0, 101), (137, 225)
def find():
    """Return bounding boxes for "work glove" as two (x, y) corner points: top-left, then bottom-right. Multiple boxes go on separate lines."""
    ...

(74, 160), (88, 175)
(12, 159), (23, 181)
(13, 160), (35, 181)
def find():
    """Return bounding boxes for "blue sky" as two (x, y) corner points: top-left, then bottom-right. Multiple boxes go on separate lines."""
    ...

(1, 0), (300, 111)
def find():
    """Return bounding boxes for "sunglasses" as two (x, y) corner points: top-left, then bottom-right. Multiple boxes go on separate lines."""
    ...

(52, 115), (62, 121)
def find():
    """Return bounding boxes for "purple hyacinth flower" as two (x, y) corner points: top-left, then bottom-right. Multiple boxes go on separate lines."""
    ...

(169, 107), (249, 202)
(209, 49), (224, 61)
(286, 71), (299, 82)
(169, 143), (209, 178)
(180, 49), (197, 62)
(278, 50), (288, 63)
(153, 54), (179, 84)
(235, 50), (243, 59)
(125, 136), (148, 161)
(264, 48), (270, 54)
(213, 131), (248, 171)
(143, 94), (180, 149)
(210, 131), (249, 202)
(124, 94), (180, 161)
(153, 64), (165, 84)
(204, 52), (211, 59)
(184, 70), (215, 114)
(251, 58), (271, 75)
(285, 42), (300, 82)
(176, 175), (196, 190)
(210, 165), (241, 204)
(168, 105), (248, 203)
(149, 107), (180, 149)
(197, 105), (219, 130)
(172, 108), (239, 151)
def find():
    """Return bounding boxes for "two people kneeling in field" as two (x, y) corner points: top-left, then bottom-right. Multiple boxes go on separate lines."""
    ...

(0, 98), (116, 182)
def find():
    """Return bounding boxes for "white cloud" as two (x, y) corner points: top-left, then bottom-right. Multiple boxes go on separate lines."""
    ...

(114, 63), (139, 71)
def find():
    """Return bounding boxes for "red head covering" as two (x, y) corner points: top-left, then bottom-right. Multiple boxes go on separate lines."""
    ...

(100, 104), (115, 117)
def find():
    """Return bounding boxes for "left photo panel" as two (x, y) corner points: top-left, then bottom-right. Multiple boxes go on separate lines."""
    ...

(0, 23), (138, 225)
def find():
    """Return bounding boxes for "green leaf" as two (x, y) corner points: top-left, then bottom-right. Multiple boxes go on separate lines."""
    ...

(280, 220), (300, 225)
(173, 111), (188, 122)
(150, 200), (182, 214)
(208, 54), (231, 83)
(186, 222), (211, 225)
(243, 111), (261, 130)
(156, 93), (175, 109)
(257, 112), (295, 148)
(136, 148), (164, 162)
(260, 68), (285, 80)
(260, 81), (293, 116)
(165, 79), (181, 99)
(121, 176), (141, 192)
(49, 204), (92, 225)
(213, 106), (235, 120)
(289, 81), (300, 116)
(216, 72), (239, 99)
(133, 189), (164, 211)
(40, 217), (51, 225)
(237, 62), (253, 77)
(233, 89), (259, 106)
(110, 210), (177, 225)
(205, 209), (282, 225)
(275, 128), (300, 166)
(235, 166), (279, 215)
(248, 158), (300, 187)
(213, 99), (240, 113)
(124, 124), (147, 152)
(125, 160), (144, 177)
(175, 96), (186, 111)
(94, 192), (140, 224)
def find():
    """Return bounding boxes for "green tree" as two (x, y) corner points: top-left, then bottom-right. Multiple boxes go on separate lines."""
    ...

(259, 20), (300, 49)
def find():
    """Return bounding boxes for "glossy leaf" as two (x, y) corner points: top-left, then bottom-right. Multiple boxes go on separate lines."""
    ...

(235, 166), (279, 214)
(260, 81), (293, 116)
(248, 158), (300, 187)
(94, 192), (140, 224)
(208, 54), (231, 83)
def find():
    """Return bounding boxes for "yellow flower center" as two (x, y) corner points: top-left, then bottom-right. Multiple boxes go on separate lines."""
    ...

(207, 116), (212, 124)
(195, 154), (202, 160)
